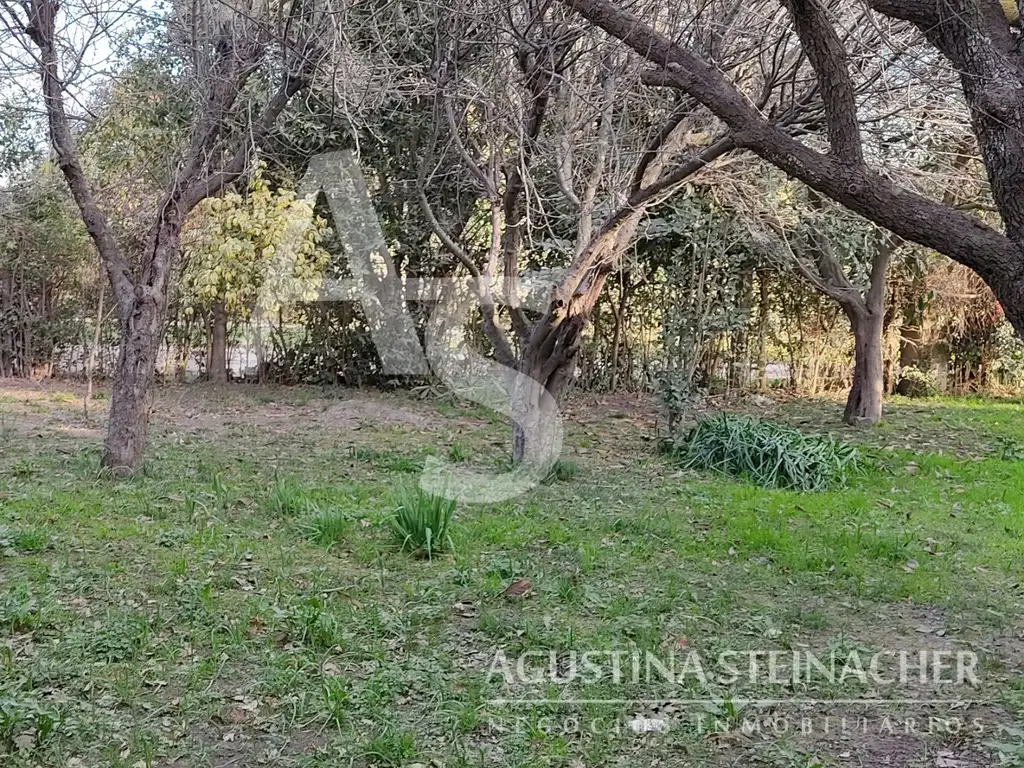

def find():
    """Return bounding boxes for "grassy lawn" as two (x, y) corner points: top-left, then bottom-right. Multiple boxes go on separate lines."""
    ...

(2, 383), (1024, 767)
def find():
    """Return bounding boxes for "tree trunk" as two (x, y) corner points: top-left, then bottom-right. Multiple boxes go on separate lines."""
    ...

(843, 310), (884, 426)
(102, 295), (163, 475)
(511, 354), (574, 466)
(896, 291), (925, 396)
(510, 309), (585, 466)
(209, 302), (228, 384)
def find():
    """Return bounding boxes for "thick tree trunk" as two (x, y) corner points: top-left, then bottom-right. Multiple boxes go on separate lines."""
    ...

(101, 223), (182, 475)
(511, 354), (574, 466)
(843, 310), (884, 426)
(510, 311), (584, 466)
(209, 302), (229, 384)
(102, 295), (163, 475)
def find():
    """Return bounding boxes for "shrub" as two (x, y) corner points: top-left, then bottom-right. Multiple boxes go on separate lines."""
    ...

(390, 485), (456, 559)
(897, 365), (937, 398)
(665, 413), (859, 491)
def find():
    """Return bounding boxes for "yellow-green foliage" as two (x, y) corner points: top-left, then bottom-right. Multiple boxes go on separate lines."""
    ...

(181, 165), (331, 320)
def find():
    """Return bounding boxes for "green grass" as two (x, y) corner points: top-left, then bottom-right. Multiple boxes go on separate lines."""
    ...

(1, 385), (1023, 766)
(298, 506), (351, 547)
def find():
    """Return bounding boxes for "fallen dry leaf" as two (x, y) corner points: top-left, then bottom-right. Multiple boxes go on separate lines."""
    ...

(503, 579), (532, 598)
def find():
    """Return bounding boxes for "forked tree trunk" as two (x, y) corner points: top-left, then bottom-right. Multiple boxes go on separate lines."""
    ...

(210, 302), (229, 384)
(101, 227), (182, 475)
(843, 309), (884, 426)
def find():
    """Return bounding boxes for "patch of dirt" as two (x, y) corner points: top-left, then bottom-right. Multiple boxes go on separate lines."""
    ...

(0, 380), (448, 444)
(320, 397), (440, 429)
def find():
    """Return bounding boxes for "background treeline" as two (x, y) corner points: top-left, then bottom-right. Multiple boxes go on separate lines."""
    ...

(3, 0), (1024, 437)
(4, 162), (1021, 397)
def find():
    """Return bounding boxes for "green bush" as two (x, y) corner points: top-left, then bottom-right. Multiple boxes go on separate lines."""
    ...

(897, 365), (937, 398)
(664, 413), (859, 491)
(390, 485), (456, 559)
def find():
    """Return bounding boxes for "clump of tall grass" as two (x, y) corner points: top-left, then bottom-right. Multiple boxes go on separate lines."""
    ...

(390, 485), (456, 559)
(664, 413), (859, 491)
(298, 506), (351, 547)
(265, 473), (310, 515)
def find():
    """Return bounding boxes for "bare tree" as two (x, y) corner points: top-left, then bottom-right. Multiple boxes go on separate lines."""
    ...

(558, 0), (1024, 341)
(760, 193), (899, 424)
(417, 0), (808, 462)
(415, 0), (920, 453)
(0, 0), (327, 474)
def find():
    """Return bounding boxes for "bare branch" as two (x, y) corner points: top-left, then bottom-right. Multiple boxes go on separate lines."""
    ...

(783, 0), (863, 164)
(557, 0), (1021, 290)
(19, 0), (135, 314)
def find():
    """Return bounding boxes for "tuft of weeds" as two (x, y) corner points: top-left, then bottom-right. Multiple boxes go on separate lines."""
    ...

(298, 506), (350, 547)
(664, 413), (859, 491)
(0, 697), (61, 754)
(447, 442), (470, 463)
(543, 458), (579, 484)
(362, 726), (419, 767)
(11, 459), (38, 479)
(12, 529), (48, 552)
(0, 589), (42, 633)
(90, 612), (152, 662)
(211, 473), (231, 508)
(0, 526), (48, 553)
(321, 675), (352, 728)
(265, 473), (310, 515)
(285, 597), (343, 650)
(390, 484), (456, 559)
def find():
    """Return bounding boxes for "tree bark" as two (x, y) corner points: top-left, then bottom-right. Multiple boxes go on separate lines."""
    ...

(896, 296), (925, 396)
(100, 220), (184, 473)
(511, 351), (576, 465)
(844, 309), (885, 425)
(103, 293), (163, 475)
(209, 302), (229, 384)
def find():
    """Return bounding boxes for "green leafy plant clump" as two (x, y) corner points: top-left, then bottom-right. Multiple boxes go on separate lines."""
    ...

(390, 485), (456, 559)
(666, 413), (860, 491)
